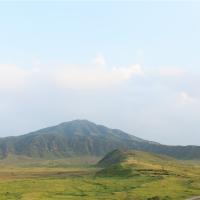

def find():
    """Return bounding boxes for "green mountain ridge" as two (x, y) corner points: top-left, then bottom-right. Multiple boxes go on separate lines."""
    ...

(0, 119), (200, 160)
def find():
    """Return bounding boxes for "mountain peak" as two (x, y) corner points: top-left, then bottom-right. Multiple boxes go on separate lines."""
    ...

(59, 119), (96, 126)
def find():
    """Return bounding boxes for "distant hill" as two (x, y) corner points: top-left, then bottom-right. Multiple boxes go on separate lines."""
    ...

(0, 120), (200, 160)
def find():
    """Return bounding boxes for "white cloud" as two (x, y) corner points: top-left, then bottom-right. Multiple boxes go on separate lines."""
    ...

(56, 64), (143, 89)
(159, 68), (185, 77)
(178, 91), (197, 105)
(92, 54), (106, 67)
(0, 65), (27, 90)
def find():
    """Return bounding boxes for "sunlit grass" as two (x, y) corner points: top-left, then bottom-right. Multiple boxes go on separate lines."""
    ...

(0, 152), (200, 200)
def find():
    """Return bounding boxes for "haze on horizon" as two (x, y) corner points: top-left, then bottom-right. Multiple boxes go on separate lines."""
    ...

(0, 1), (200, 145)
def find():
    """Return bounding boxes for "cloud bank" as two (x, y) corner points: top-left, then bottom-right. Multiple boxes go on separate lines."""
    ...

(0, 57), (144, 90)
(159, 68), (185, 77)
(56, 64), (143, 89)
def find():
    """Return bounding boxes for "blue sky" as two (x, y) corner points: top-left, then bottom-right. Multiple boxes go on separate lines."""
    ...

(0, 1), (200, 145)
(1, 2), (200, 67)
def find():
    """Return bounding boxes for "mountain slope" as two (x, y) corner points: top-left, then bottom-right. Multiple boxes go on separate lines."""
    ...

(0, 120), (143, 159)
(0, 120), (200, 160)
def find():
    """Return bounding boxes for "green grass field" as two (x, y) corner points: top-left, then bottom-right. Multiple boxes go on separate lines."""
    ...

(1, 152), (200, 200)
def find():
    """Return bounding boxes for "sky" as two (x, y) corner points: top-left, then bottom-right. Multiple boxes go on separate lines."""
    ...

(0, 1), (200, 145)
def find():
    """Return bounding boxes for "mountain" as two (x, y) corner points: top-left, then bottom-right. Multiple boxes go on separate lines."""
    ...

(0, 119), (200, 159)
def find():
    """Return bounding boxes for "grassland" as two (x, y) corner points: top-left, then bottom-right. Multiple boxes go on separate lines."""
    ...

(0, 152), (200, 200)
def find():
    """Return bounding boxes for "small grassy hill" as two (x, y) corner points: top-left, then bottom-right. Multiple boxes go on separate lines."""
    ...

(97, 149), (177, 177)
(96, 149), (200, 199)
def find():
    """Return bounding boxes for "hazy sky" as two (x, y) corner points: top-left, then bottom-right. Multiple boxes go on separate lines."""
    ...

(0, 1), (200, 145)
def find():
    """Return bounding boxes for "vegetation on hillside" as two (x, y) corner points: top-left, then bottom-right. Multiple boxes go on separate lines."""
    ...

(0, 149), (200, 199)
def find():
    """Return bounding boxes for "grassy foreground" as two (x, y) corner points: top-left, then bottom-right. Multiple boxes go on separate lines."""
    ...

(0, 153), (200, 200)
